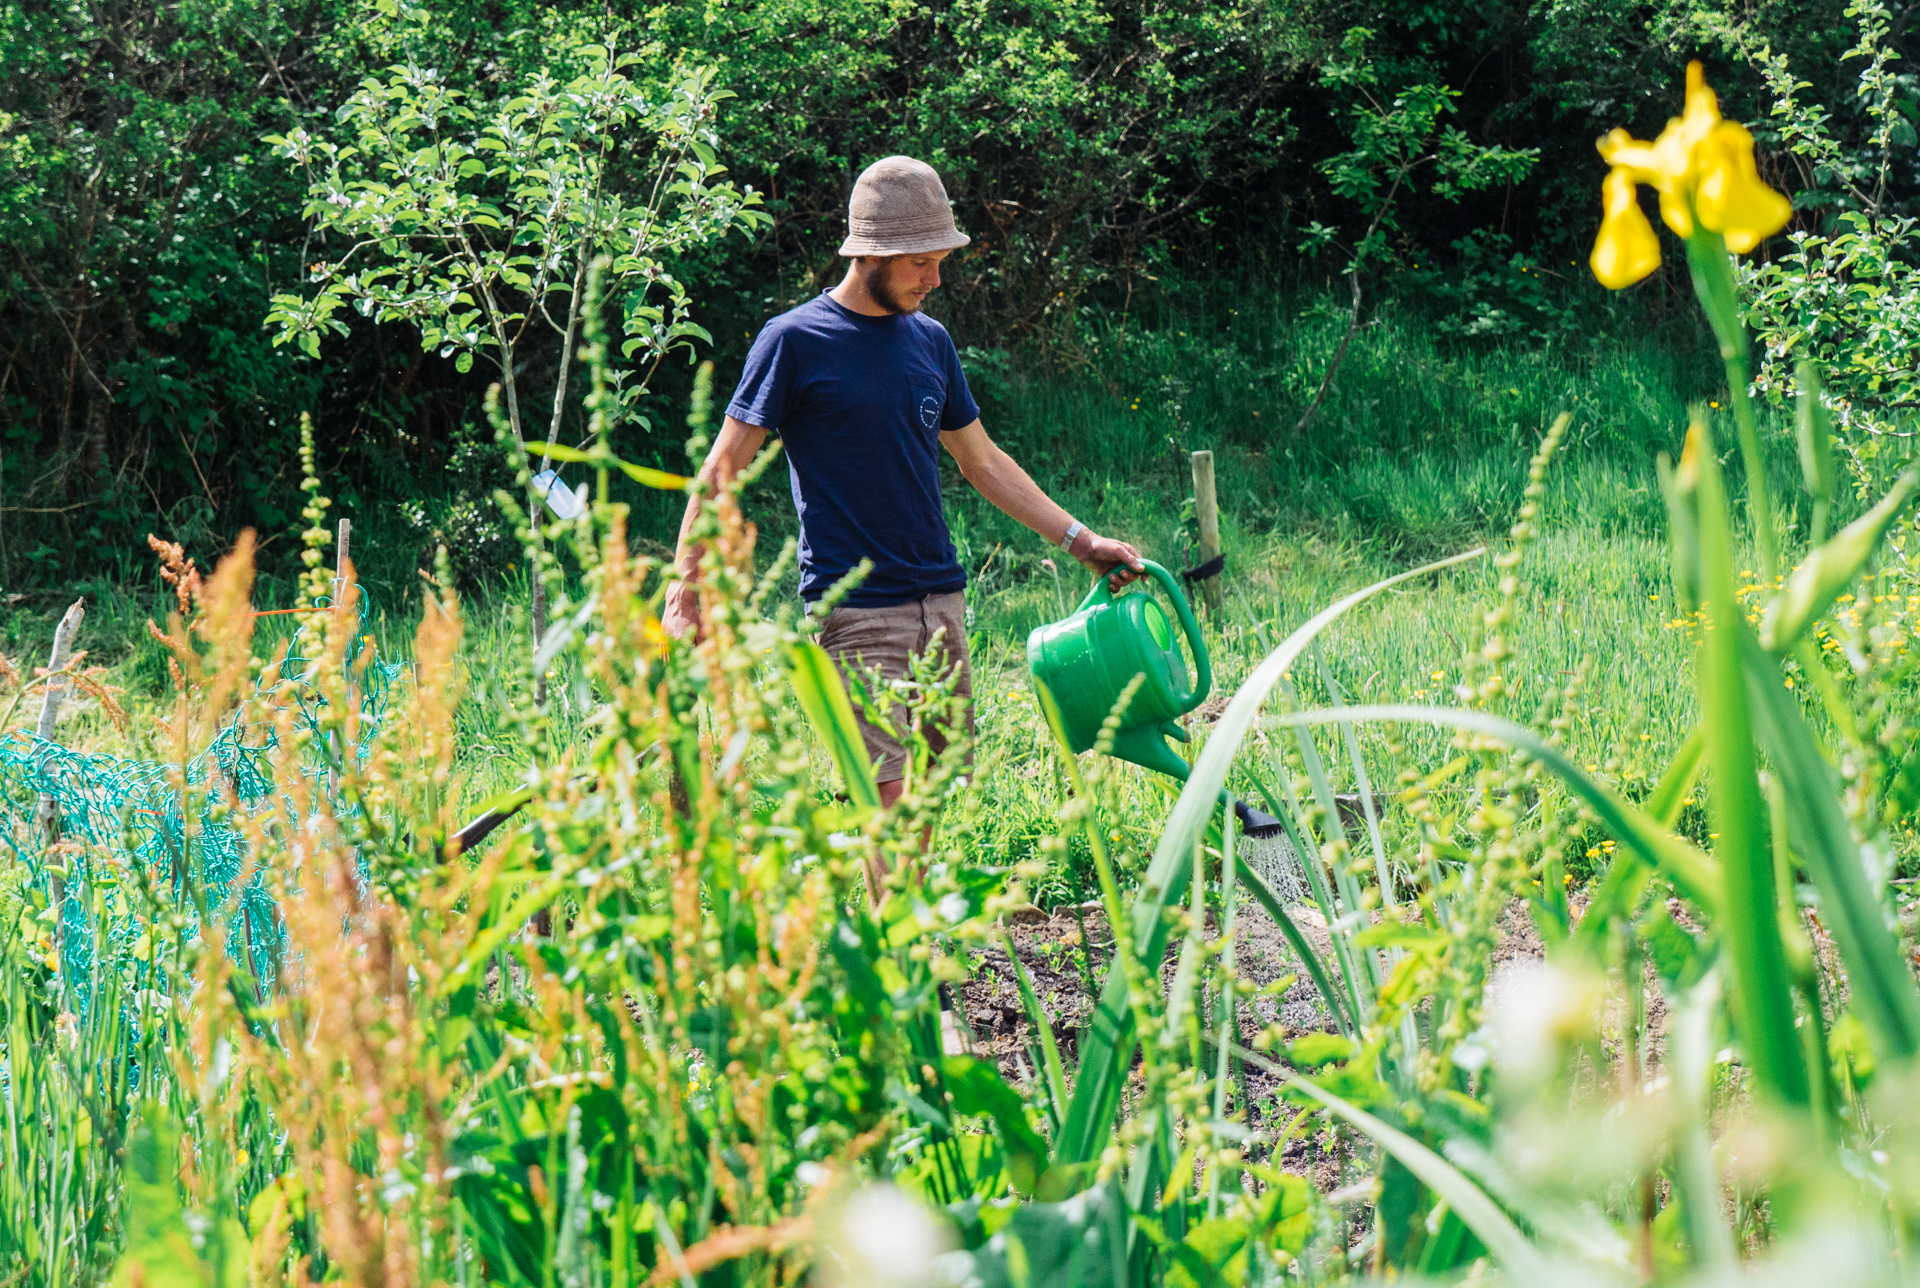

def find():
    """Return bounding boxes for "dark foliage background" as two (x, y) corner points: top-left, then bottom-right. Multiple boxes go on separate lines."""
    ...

(1, 0), (1913, 601)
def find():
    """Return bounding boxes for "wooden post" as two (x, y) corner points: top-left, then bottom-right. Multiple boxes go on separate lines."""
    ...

(34, 598), (85, 933)
(332, 517), (352, 608)
(331, 518), (353, 798)
(1190, 451), (1224, 616)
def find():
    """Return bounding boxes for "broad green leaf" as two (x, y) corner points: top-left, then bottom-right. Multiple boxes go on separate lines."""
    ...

(786, 640), (881, 810)
(537, 440), (689, 490)
(1796, 360), (1837, 542)
(1740, 628), (1920, 1063)
(1351, 920), (1445, 950)
(944, 1055), (1050, 1194)
(1691, 417), (1808, 1107)
(1761, 466), (1919, 653)
(1287, 1033), (1356, 1067)
(112, 1113), (249, 1288)
(1133, 1213), (1235, 1288)
(1246, 1166), (1313, 1256)
(949, 1182), (1131, 1287)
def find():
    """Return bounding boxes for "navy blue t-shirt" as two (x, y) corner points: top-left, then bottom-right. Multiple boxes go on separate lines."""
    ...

(726, 292), (981, 606)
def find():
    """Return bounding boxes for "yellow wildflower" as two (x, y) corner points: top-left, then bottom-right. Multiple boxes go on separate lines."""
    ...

(1591, 167), (1660, 290)
(1590, 62), (1791, 288)
(642, 615), (670, 654)
(1695, 120), (1791, 252)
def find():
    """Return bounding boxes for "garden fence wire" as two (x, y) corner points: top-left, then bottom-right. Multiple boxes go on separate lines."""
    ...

(0, 602), (402, 1007)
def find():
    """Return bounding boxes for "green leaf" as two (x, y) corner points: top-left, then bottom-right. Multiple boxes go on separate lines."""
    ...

(1133, 1214), (1235, 1288)
(1740, 627), (1920, 1064)
(1690, 416), (1807, 1107)
(950, 1183), (1130, 1287)
(1351, 920), (1445, 950)
(536, 441), (689, 490)
(786, 641), (881, 810)
(1284, 1062), (1386, 1110)
(1246, 1166), (1313, 1256)
(112, 1112), (250, 1288)
(1287, 1033), (1357, 1067)
(1796, 360), (1836, 518)
(1638, 901), (1713, 990)
(944, 1055), (1050, 1194)
(1830, 1011), (1878, 1085)
(1760, 467), (1918, 652)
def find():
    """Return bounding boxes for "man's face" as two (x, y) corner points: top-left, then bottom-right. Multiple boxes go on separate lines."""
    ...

(866, 251), (950, 314)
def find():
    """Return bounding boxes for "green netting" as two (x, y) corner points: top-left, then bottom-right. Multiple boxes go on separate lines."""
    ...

(0, 604), (404, 1003)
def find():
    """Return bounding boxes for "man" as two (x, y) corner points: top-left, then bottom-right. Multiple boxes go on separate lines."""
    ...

(663, 155), (1143, 816)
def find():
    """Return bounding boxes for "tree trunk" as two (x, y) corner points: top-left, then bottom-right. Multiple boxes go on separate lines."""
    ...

(1293, 271), (1364, 439)
(530, 258), (589, 708)
(36, 598), (86, 944)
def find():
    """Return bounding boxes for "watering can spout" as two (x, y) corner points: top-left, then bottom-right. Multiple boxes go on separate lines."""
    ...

(1111, 725), (1284, 838)
(1107, 723), (1198, 783)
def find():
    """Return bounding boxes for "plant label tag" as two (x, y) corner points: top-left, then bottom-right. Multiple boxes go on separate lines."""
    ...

(531, 469), (586, 520)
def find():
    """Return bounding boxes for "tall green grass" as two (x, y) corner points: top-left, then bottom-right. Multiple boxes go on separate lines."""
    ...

(0, 290), (1769, 905)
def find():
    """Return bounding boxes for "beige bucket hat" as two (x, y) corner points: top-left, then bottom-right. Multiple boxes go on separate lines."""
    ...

(837, 156), (971, 257)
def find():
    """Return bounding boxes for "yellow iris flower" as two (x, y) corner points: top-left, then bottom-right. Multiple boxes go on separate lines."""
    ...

(1589, 62), (1792, 288)
(1592, 168), (1660, 291)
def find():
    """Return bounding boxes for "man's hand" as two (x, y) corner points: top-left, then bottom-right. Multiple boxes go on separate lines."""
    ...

(1075, 531), (1146, 592)
(662, 416), (769, 644)
(661, 579), (701, 641)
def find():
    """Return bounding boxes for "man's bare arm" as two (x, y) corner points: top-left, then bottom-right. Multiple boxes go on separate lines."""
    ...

(939, 418), (1144, 589)
(662, 414), (770, 638)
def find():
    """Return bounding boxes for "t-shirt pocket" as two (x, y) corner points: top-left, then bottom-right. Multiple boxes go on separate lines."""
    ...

(907, 379), (947, 435)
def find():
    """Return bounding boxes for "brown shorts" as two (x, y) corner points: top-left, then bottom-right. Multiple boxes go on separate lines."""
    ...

(816, 591), (974, 784)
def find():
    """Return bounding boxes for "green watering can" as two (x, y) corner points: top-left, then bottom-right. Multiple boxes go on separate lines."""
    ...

(1027, 560), (1281, 836)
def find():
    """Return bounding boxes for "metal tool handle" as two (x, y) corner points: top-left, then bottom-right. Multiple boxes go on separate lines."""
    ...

(1076, 559), (1212, 710)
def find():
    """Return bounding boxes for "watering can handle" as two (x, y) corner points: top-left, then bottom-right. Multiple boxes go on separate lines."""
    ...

(1076, 559), (1212, 708)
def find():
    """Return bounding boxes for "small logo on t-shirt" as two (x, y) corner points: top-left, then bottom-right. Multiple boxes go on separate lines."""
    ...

(918, 394), (941, 430)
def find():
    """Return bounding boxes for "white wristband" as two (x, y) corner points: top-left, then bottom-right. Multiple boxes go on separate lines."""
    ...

(1059, 520), (1084, 552)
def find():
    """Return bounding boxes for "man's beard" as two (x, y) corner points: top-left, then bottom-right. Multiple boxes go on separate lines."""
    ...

(868, 263), (918, 315)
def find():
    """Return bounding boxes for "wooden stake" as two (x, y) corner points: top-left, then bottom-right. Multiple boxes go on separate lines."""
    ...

(333, 517), (352, 607)
(332, 518), (353, 797)
(1190, 450), (1224, 616)
(34, 598), (85, 932)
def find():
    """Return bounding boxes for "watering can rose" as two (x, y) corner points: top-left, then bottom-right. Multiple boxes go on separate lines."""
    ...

(1589, 61), (1792, 289)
